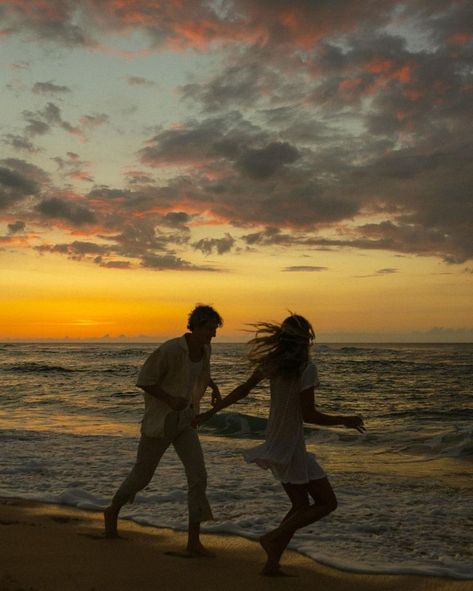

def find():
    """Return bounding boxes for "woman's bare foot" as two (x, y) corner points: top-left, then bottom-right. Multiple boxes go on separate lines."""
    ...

(103, 507), (119, 538)
(259, 533), (282, 574)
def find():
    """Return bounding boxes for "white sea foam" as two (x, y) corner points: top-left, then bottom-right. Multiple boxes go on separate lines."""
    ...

(1, 342), (472, 579)
(0, 428), (472, 580)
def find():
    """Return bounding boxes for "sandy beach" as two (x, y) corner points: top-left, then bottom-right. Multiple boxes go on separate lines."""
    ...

(0, 497), (469, 591)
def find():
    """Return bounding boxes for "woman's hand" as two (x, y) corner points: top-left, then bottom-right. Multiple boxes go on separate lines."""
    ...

(192, 410), (213, 427)
(343, 415), (365, 433)
(210, 383), (222, 407)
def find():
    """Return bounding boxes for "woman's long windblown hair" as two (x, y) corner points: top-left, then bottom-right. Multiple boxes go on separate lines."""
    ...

(248, 314), (315, 379)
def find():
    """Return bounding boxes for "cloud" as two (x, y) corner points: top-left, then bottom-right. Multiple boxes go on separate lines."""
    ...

(0, 0), (399, 53)
(2, 134), (39, 153)
(0, 159), (44, 209)
(79, 113), (109, 131)
(32, 81), (71, 95)
(140, 253), (216, 271)
(21, 103), (108, 141)
(53, 153), (94, 183)
(35, 197), (96, 226)
(192, 233), (235, 255)
(1, 1), (472, 268)
(23, 102), (80, 137)
(182, 60), (278, 112)
(376, 268), (398, 274)
(236, 141), (300, 179)
(283, 265), (328, 272)
(125, 76), (156, 87)
(7, 220), (25, 233)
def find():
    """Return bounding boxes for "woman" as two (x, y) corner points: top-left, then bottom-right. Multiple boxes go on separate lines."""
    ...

(196, 314), (365, 575)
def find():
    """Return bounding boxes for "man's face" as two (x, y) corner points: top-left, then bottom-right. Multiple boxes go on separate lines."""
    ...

(193, 320), (219, 345)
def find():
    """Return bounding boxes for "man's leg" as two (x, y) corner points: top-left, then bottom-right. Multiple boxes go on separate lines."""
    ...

(172, 426), (214, 556)
(104, 434), (170, 537)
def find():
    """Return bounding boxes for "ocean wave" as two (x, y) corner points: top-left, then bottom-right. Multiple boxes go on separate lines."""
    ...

(199, 412), (267, 438)
(201, 413), (473, 459)
(397, 428), (473, 459)
(2, 362), (78, 373)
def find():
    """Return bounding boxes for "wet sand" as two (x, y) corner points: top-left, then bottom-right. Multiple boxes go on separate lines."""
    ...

(0, 497), (469, 591)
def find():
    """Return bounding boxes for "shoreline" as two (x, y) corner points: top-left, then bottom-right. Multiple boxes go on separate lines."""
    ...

(0, 498), (470, 591)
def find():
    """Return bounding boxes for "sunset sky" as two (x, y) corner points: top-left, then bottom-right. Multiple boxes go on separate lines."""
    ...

(1, 0), (472, 342)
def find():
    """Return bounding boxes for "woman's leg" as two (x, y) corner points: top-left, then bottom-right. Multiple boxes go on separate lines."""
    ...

(281, 482), (310, 522)
(260, 482), (310, 575)
(260, 477), (337, 575)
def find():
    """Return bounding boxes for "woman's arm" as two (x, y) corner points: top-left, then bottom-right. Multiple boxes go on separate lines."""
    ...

(208, 377), (222, 406)
(300, 387), (365, 432)
(195, 369), (264, 424)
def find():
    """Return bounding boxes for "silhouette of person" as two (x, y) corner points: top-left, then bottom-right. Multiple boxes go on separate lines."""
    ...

(196, 314), (364, 574)
(105, 304), (223, 556)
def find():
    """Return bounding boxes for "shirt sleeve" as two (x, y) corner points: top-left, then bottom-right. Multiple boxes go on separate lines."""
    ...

(300, 362), (318, 392)
(136, 347), (169, 387)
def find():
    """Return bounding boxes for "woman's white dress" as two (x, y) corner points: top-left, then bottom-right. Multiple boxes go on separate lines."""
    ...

(243, 362), (326, 484)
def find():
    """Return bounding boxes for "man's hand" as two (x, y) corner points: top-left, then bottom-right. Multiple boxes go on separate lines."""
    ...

(343, 415), (366, 433)
(210, 383), (222, 407)
(165, 396), (188, 411)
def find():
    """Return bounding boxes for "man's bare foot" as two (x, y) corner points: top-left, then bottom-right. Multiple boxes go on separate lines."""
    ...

(186, 543), (216, 558)
(103, 507), (119, 538)
(261, 566), (296, 577)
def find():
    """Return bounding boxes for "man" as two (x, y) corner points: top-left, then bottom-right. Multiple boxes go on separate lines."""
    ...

(104, 304), (223, 556)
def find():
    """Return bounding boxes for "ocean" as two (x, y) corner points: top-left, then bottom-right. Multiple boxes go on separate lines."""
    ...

(0, 342), (472, 579)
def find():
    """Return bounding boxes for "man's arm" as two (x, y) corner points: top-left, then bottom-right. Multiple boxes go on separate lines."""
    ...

(195, 369), (264, 423)
(300, 387), (365, 432)
(138, 384), (188, 411)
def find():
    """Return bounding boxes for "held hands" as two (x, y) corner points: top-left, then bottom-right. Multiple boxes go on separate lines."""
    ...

(210, 384), (222, 407)
(192, 410), (214, 428)
(343, 415), (366, 433)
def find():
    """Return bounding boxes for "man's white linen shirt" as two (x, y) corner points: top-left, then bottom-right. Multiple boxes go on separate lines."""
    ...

(136, 335), (211, 437)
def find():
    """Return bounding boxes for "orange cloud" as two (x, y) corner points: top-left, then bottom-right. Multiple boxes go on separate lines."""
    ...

(448, 31), (472, 45)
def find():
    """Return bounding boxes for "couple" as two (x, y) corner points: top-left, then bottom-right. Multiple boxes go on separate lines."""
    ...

(104, 304), (364, 576)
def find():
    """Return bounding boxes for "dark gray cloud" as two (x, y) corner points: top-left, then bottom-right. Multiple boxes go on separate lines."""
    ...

(192, 233), (235, 255)
(0, 159), (43, 209)
(23, 102), (79, 137)
(236, 141), (300, 179)
(36, 241), (107, 258)
(283, 265), (328, 272)
(53, 153), (94, 182)
(140, 253), (216, 271)
(377, 268), (398, 274)
(32, 81), (71, 95)
(125, 76), (156, 86)
(1, 0), (472, 267)
(160, 211), (193, 231)
(80, 113), (109, 130)
(182, 60), (279, 112)
(2, 134), (39, 153)
(36, 197), (96, 226)
(21, 103), (107, 140)
(8, 220), (26, 234)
